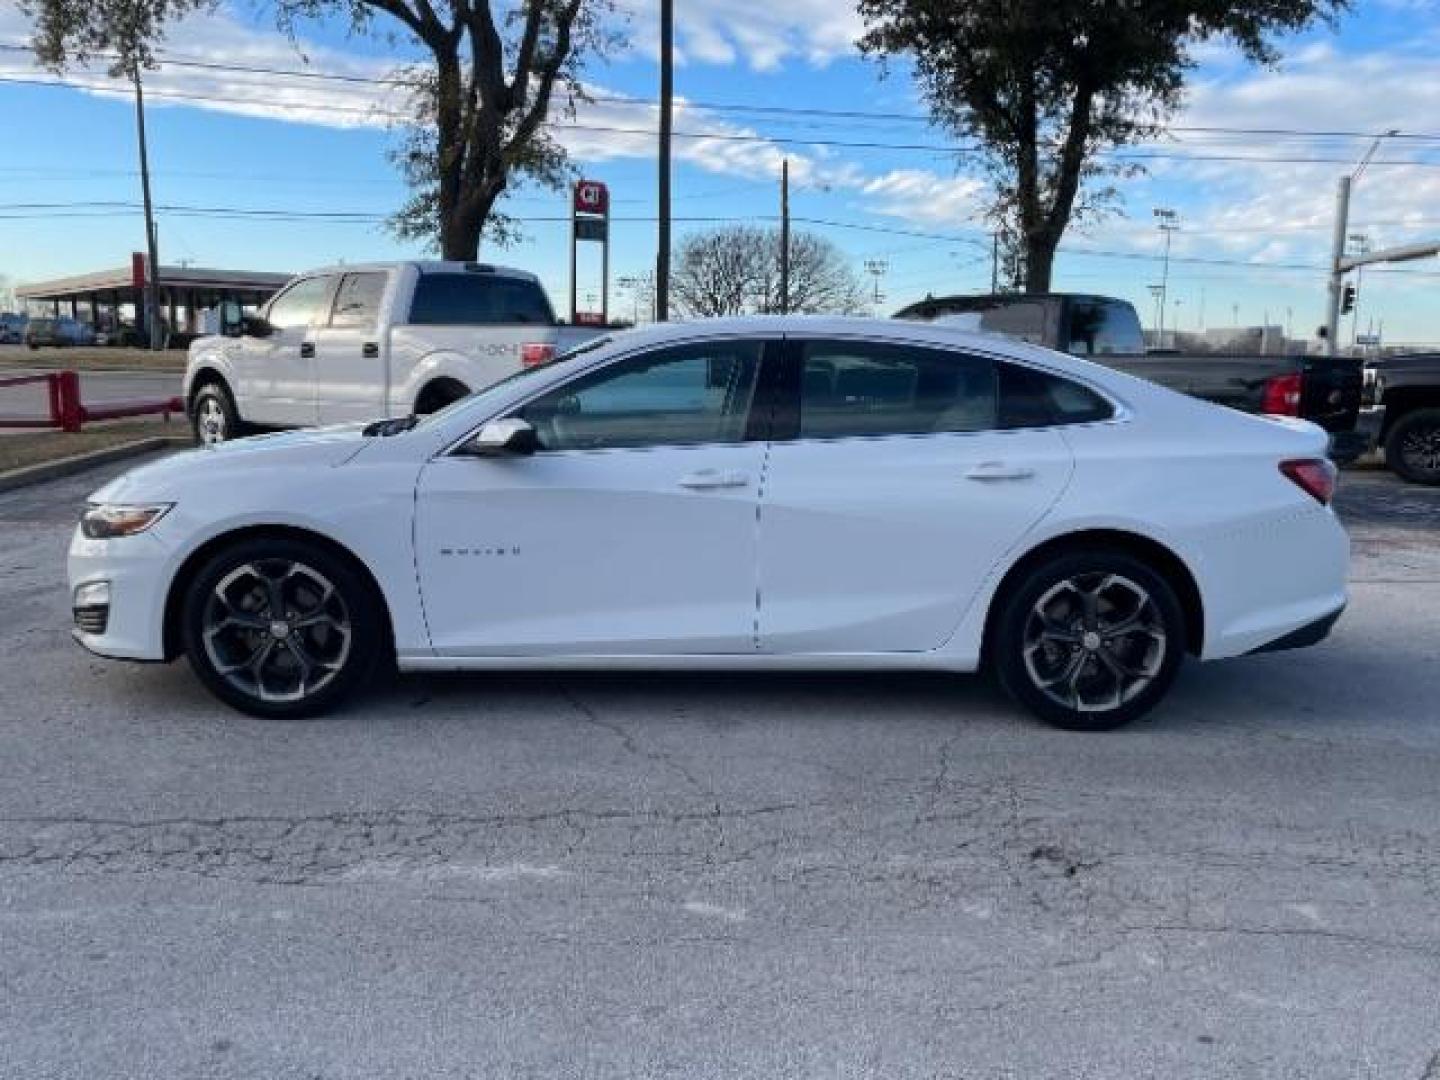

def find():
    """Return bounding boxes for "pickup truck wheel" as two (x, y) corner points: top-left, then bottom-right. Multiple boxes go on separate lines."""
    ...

(1384, 408), (1440, 486)
(192, 383), (243, 446)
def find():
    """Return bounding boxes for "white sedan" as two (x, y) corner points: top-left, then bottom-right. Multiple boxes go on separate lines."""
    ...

(68, 317), (1348, 730)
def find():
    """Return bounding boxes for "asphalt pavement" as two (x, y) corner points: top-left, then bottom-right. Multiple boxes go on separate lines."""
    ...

(0, 460), (1437, 1079)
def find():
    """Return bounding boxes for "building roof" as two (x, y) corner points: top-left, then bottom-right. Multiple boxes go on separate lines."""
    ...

(16, 264), (293, 300)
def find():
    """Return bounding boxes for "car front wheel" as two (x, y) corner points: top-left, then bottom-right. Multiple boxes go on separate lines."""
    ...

(181, 538), (385, 718)
(992, 550), (1186, 731)
(191, 383), (242, 445)
(1384, 407), (1440, 486)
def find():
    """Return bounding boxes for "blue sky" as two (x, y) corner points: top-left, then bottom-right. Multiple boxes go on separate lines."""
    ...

(2, 0), (1439, 343)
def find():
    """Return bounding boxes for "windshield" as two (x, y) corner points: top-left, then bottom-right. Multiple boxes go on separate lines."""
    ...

(412, 335), (615, 429)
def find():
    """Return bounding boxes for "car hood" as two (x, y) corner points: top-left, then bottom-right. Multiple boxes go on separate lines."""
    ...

(88, 424), (372, 504)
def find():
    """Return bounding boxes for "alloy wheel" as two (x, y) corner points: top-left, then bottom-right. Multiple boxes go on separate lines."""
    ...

(1021, 572), (1167, 714)
(200, 559), (352, 704)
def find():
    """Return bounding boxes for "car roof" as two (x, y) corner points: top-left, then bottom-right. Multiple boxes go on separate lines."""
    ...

(295, 261), (540, 283)
(596, 314), (1043, 356)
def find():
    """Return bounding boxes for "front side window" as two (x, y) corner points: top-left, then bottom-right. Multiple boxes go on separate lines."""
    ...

(408, 274), (555, 326)
(798, 340), (997, 439)
(329, 272), (387, 329)
(516, 340), (762, 451)
(267, 276), (334, 331)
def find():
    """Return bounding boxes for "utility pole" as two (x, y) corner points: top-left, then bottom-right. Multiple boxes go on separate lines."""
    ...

(132, 67), (162, 351)
(655, 0), (673, 322)
(1347, 232), (1370, 347)
(779, 158), (790, 315)
(1153, 207), (1179, 348)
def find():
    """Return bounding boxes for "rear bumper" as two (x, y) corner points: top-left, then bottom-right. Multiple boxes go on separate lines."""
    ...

(1245, 603), (1344, 655)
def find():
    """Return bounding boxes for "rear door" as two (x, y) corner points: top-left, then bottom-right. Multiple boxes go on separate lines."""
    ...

(312, 271), (391, 425)
(234, 274), (335, 427)
(757, 337), (1075, 655)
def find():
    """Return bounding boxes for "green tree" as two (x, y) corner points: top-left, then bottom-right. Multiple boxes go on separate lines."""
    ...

(20, 0), (617, 260)
(858, 0), (1350, 292)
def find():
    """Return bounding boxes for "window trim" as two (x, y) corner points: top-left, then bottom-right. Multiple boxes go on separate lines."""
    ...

(773, 333), (1129, 444)
(441, 334), (787, 459)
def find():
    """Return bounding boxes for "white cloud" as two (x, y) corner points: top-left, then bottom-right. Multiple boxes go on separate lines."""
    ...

(614, 0), (865, 71)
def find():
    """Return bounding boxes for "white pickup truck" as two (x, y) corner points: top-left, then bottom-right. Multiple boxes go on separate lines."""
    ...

(184, 260), (604, 444)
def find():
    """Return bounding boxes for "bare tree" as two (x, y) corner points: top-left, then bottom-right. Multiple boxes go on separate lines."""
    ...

(671, 226), (868, 319)
(20, 0), (619, 260)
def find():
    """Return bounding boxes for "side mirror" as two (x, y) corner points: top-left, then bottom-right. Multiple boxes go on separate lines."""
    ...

(241, 315), (274, 339)
(465, 417), (540, 456)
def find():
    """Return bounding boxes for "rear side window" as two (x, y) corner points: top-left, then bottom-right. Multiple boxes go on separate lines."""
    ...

(798, 341), (997, 439)
(408, 274), (555, 326)
(328, 272), (387, 329)
(998, 363), (1114, 428)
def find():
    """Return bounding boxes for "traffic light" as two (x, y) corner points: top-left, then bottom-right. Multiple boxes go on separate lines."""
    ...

(1341, 283), (1357, 314)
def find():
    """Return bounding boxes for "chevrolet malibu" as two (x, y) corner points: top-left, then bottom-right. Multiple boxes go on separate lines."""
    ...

(68, 317), (1349, 730)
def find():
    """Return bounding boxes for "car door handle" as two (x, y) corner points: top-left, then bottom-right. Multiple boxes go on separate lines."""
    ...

(362, 342), (379, 359)
(678, 469), (750, 490)
(965, 461), (1035, 482)
(299, 342), (315, 358)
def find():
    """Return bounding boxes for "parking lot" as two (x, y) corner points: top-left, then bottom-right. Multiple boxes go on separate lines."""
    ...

(1, 458), (1437, 1079)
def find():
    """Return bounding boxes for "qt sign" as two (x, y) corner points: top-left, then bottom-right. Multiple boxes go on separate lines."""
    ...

(573, 180), (608, 216)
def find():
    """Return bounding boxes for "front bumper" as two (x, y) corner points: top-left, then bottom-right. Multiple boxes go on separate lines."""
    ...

(67, 527), (173, 661)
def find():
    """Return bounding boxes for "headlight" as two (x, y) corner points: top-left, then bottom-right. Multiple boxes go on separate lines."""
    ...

(80, 503), (173, 539)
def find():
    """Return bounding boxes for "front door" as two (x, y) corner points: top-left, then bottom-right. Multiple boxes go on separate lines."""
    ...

(233, 274), (334, 427)
(414, 338), (773, 656)
(758, 337), (1074, 654)
(313, 271), (391, 426)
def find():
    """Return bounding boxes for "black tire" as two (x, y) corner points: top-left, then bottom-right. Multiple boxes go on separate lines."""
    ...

(414, 379), (470, 415)
(991, 549), (1187, 731)
(1384, 407), (1440, 486)
(180, 537), (386, 719)
(191, 381), (244, 445)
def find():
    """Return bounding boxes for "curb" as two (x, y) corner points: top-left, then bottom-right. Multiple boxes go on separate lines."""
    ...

(0, 436), (189, 494)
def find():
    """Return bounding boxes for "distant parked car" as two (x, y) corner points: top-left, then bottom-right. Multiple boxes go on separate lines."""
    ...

(0, 312), (28, 344)
(25, 316), (95, 348)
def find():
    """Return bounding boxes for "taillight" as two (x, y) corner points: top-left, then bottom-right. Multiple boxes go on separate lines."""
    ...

(521, 342), (555, 368)
(1280, 458), (1337, 505)
(1261, 373), (1302, 416)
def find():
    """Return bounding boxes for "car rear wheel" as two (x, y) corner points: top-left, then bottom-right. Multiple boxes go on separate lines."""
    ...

(992, 550), (1186, 731)
(1384, 408), (1440, 486)
(191, 382), (243, 445)
(181, 538), (385, 718)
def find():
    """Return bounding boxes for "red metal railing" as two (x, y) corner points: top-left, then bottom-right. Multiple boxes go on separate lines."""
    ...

(0, 371), (182, 433)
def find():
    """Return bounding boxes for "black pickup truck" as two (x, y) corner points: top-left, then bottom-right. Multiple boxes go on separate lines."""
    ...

(895, 293), (1366, 460)
(1358, 353), (1440, 485)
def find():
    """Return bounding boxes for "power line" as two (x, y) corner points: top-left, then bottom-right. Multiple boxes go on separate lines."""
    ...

(5, 41), (1440, 145)
(6, 71), (1440, 170)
